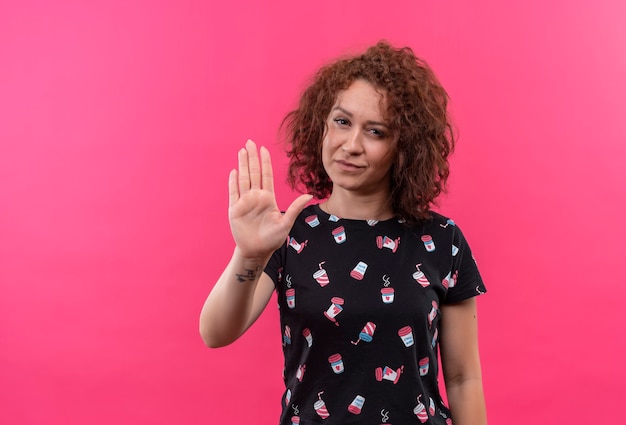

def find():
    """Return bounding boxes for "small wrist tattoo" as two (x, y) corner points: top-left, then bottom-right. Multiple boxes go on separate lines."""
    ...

(236, 266), (262, 283)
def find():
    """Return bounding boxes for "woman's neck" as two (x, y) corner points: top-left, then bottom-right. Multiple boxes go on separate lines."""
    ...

(320, 191), (394, 221)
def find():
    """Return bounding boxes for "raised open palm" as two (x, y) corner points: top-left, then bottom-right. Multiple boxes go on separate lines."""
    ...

(228, 140), (312, 260)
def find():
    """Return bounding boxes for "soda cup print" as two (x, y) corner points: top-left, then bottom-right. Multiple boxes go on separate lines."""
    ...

(288, 236), (308, 253)
(313, 263), (330, 287)
(350, 261), (368, 280)
(285, 288), (296, 309)
(398, 326), (414, 347)
(324, 297), (344, 325)
(348, 395), (365, 415)
(314, 392), (330, 419)
(451, 244), (459, 256)
(352, 321), (376, 345)
(380, 287), (395, 304)
(302, 328), (313, 347)
(421, 234), (435, 252)
(283, 325), (292, 345)
(332, 226), (347, 244)
(446, 419), (453, 425)
(291, 416), (300, 425)
(429, 397), (435, 416)
(328, 353), (345, 374)
(367, 219), (379, 226)
(305, 214), (320, 227)
(414, 395), (428, 423)
(419, 357), (429, 376)
(285, 388), (292, 405)
(413, 264), (430, 287)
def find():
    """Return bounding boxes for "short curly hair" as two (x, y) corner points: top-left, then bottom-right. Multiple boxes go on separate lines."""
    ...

(281, 41), (455, 224)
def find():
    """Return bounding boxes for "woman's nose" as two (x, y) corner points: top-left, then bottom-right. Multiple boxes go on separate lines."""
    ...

(342, 129), (364, 154)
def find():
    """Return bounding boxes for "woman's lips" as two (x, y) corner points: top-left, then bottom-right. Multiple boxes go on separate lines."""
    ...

(335, 159), (364, 171)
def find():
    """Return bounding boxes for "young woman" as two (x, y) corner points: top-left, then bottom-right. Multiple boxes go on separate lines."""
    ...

(200, 41), (487, 425)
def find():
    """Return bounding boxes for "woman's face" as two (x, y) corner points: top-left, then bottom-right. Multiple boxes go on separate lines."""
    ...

(322, 79), (397, 197)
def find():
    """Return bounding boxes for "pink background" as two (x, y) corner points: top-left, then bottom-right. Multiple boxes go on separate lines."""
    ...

(1, 1), (625, 424)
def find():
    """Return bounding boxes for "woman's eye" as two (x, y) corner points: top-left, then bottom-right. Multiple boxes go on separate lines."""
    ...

(334, 118), (349, 126)
(369, 128), (386, 138)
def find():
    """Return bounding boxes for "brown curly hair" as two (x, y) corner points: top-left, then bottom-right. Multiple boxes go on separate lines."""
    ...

(281, 41), (455, 224)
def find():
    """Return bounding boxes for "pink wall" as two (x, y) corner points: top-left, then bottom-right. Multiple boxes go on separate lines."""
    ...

(1, 1), (625, 424)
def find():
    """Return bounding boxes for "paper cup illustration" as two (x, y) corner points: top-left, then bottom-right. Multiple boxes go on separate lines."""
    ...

(380, 287), (395, 304)
(428, 301), (438, 327)
(375, 365), (404, 384)
(329, 214), (340, 222)
(376, 235), (401, 252)
(350, 261), (368, 280)
(332, 226), (347, 244)
(419, 357), (429, 376)
(451, 244), (459, 256)
(305, 214), (320, 227)
(414, 395), (428, 423)
(313, 263), (330, 287)
(367, 219), (379, 226)
(302, 328), (313, 347)
(328, 353), (345, 374)
(314, 392), (330, 419)
(352, 322), (376, 345)
(412, 264), (430, 287)
(324, 297), (344, 325)
(296, 364), (306, 382)
(431, 328), (439, 348)
(398, 326), (414, 347)
(348, 395), (365, 415)
(285, 388), (291, 405)
(421, 235), (435, 252)
(291, 416), (300, 425)
(285, 288), (296, 309)
(288, 236), (307, 253)
(429, 397), (435, 416)
(283, 325), (292, 345)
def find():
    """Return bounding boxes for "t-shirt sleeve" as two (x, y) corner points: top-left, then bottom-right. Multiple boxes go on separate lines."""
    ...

(443, 224), (487, 304)
(264, 244), (286, 289)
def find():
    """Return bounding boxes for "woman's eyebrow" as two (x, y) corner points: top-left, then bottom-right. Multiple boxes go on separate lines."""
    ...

(331, 106), (389, 128)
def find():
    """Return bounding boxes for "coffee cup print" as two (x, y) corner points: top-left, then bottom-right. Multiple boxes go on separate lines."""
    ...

(419, 357), (429, 376)
(413, 263), (430, 287)
(332, 226), (347, 244)
(291, 416), (300, 425)
(314, 392), (330, 419)
(414, 395), (428, 423)
(302, 328), (313, 348)
(324, 297), (344, 325)
(442, 270), (457, 289)
(428, 301), (439, 327)
(328, 353), (345, 374)
(398, 326), (414, 347)
(296, 364), (306, 382)
(375, 365), (404, 384)
(431, 328), (439, 348)
(351, 322), (376, 345)
(376, 235), (401, 252)
(381, 287), (395, 304)
(288, 236), (308, 254)
(451, 244), (459, 256)
(285, 288), (296, 309)
(350, 261), (368, 280)
(305, 214), (320, 227)
(348, 395), (365, 415)
(285, 388), (292, 405)
(421, 235), (435, 252)
(313, 262), (330, 287)
(429, 397), (435, 416)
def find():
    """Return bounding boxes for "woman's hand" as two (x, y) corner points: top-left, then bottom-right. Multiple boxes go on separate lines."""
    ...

(228, 139), (312, 260)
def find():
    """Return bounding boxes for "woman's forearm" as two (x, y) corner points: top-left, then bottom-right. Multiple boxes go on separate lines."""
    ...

(446, 376), (487, 425)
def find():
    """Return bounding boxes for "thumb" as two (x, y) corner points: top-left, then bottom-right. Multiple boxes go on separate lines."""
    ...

(282, 194), (314, 228)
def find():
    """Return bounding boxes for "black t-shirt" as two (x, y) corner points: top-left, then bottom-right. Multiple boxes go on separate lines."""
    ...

(265, 204), (486, 425)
